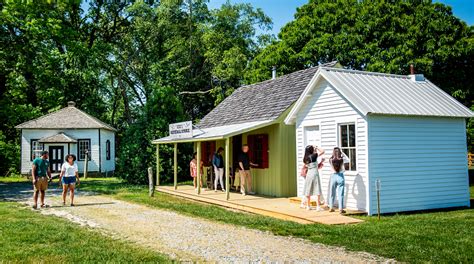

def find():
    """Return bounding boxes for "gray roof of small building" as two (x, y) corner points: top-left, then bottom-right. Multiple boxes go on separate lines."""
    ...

(198, 62), (339, 128)
(38, 133), (77, 143)
(319, 67), (473, 118)
(15, 104), (117, 131)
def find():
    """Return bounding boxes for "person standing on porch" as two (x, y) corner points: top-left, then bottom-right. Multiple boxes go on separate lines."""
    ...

(238, 144), (258, 196)
(329, 147), (350, 214)
(31, 151), (51, 209)
(190, 152), (203, 190)
(212, 147), (225, 192)
(59, 154), (80, 206)
(302, 145), (325, 211)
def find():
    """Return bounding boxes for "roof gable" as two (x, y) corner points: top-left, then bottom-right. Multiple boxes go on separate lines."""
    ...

(198, 62), (339, 128)
(285, 67), (473, 124)
(15, 105), (117, 131)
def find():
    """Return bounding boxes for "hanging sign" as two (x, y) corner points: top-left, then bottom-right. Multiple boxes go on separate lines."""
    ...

(169, 121), (193, 139)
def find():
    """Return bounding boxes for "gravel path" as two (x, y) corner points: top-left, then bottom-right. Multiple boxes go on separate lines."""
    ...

(18, 193), (394, 263)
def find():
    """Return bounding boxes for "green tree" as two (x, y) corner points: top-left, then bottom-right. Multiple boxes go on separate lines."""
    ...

(246, 0), (473, 149)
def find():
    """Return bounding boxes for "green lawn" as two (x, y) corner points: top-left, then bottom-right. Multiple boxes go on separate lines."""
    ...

(0, 202), (170, 263)
(75, 177), (474, 263)
(2, 176), (473, 263)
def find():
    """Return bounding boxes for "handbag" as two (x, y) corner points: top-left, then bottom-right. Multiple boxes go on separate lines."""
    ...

(300, 164), (308, 177)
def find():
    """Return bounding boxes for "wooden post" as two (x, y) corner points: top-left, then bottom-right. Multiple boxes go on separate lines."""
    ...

(225, 137), (230, 200)
(197, 142), (201, 194)
(156, 144), (160, 186)
(83, 150), (88, 179)
(148, 167), (154, 197)
(174, 143), (178, 190)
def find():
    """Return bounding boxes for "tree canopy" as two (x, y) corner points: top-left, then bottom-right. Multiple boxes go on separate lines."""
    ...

(0, 0), (472, 180)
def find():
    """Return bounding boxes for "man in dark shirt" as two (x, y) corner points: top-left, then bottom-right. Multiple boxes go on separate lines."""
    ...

(32, 151), (51, 209)
(238, 144), (258, 195)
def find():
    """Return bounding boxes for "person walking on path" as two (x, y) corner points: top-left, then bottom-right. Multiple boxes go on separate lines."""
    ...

(329, 147), (350, 214)
(212, 147), (225, 192)
(238, 144), (258, 195)
(302, 145), (325, 211)
(31, 151), (51, 209)
(190, 152), (203, 190)
(59, 154), (80, 206)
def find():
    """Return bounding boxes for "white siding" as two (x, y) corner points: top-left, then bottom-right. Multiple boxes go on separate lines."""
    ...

(368, 116), (470, 215)
(21, 129), (102, 174)
(100, 129), (115, 173)
(295, 80), (369, 211)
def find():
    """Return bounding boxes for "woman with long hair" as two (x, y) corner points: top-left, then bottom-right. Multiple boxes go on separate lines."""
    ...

(59, 154), (80, 206)
(190, 152), (203, 190)
(212, 147), (225, 192)
(329, 147), (350, 214)
(302, 145), (325, 211)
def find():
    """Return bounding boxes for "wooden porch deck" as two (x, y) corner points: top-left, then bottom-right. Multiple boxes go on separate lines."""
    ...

(156, 185), (364, 225)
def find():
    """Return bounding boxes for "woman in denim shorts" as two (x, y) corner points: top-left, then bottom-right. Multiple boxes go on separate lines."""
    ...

(59, 154), (80, 206)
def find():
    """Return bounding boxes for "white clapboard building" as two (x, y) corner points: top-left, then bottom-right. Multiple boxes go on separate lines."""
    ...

(16, 101), (116, 175)
(284, 67), (473, 215)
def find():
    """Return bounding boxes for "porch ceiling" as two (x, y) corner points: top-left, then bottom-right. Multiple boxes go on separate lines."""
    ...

(152, 120), (274, 144)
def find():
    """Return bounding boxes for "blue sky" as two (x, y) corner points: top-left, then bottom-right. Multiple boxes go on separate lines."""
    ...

(208, 0), (474, 36)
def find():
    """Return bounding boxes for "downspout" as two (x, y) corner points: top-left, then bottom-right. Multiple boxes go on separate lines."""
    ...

(98, 129), (102, 174)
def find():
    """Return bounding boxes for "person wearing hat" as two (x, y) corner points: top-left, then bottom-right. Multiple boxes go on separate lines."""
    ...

(59, 154), (80, 206)
(32, 150), (51, 209)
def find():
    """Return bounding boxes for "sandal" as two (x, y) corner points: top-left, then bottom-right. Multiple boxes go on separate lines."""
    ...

(32, 204), (38, 210)
(40, 204), (50, 208)
(70, 203), (75, 207)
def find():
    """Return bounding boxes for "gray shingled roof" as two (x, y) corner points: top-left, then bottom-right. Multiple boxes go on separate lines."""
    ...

(38, 133), (77, 143)
(15, 103), (117, 131)
(198, 62), (338, 128)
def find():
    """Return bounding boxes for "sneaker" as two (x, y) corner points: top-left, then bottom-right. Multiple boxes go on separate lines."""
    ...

(300, 202), (305, 209)
(71, 204), (75, 207)
(316, 206), (324, 212)
(306, 205), (312, 211)
(340, 209), (346, 214)
(329, 208), (335, 213)
(32, 204), (38, 210)
(248, 191), (256, 195)
(222, 189), (226, 192)
(214, 190), (218, 193)
(241, 192), (246, 196)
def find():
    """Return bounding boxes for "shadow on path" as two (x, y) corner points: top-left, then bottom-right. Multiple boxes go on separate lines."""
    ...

(0, 181), (97, 202)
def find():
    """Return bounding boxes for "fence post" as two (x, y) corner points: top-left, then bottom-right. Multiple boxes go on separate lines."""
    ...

(148, 167), (154, 197)
(84, 150), (89, 179)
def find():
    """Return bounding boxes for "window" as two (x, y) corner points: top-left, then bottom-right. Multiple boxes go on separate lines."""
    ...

(200, 141), (216, 166)
(78, 139), (91, 161)
(30, 139), (43, 161)
(247, 134), (269, 169)
(106, 140), (111, 160)
(339, 124), (356, 171)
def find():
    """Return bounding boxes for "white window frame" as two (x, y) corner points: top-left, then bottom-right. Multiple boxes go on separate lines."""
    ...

(77, 139), (91, 161)
(338, 122), (357, 172)
(30, 139), (43, 161)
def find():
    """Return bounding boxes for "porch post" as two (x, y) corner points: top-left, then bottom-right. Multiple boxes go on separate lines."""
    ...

(225, 137), (230, 200)
(156, 144), (160, 186)
(174, 143), (178, 190)
(197, 141), (202, 194)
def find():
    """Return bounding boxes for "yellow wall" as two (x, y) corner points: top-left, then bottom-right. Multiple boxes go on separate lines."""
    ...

(194, 120), (297, 197)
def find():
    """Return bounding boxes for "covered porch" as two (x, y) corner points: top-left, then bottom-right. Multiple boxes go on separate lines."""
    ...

(152, 121), (364, 225)
(153, 120), (273, 200)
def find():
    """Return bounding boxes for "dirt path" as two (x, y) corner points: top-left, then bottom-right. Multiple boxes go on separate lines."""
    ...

(14, 191), (393, 263)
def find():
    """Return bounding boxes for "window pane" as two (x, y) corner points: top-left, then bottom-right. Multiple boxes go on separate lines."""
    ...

(350, 148), (357, 171)
(349, 124), (356, 147)
(340, 125), (348, 147)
